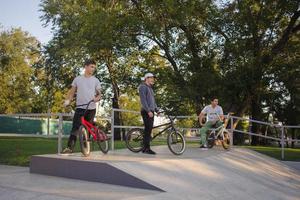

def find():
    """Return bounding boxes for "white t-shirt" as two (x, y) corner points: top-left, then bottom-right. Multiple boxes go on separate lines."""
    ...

(201, 105), (223, 122)
(71, 75), (101, 110)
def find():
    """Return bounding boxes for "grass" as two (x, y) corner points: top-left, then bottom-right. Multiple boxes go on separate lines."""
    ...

(241, 145), (300, 161)
(0, 137), (126, 166)
(0, 136), (178, 166)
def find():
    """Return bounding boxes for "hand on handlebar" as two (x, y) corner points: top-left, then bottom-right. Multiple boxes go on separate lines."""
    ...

(63, 99), (70, 107)
(156, 110), (162, 117)
(93, 96), (101, 103)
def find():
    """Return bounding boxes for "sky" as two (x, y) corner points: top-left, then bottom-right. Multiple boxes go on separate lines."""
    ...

(0, 0), (53, 44)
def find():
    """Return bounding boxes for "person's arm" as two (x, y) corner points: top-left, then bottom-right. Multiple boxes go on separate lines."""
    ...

(219, 114), (224, 121)
(64, 86), (76, 106)
(93, 80), (101, 102)
(199, 112), (205, 126)
(199, 106), (208, 126)
(93, 90), (101, 102)
(219, 107), (224, 121)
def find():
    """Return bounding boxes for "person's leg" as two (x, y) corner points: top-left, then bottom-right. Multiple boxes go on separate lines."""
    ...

(141, 110), (154, 150)
(66, 108), (84, 150)
(84, 109), (96, 138)
(200, 121), (214, 146)
(146, 114), (154, 149)
(215, 120), (223, 129)
(84, 109), (96, 123)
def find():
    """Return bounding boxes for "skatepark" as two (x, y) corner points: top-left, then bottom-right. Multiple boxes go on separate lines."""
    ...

(1, 145), (298, 200)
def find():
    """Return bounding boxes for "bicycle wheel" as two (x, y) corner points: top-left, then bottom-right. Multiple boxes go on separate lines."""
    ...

(222, 130), (231, 150)
(125, 128), (144, 153)
(78, 125), (90, 157)
(96, 129), (109, 154)
(207, 132), (215, 149)
(167, 130), (186, 155)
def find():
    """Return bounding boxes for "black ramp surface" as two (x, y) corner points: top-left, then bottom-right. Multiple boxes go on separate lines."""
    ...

(30, 156), (164, 192)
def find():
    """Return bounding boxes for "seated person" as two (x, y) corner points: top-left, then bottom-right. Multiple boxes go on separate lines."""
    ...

(198, 97), (224, 149)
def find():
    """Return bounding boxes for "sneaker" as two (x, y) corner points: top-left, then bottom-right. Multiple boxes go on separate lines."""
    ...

(199, 144), (208, 150)
(143, 148), (156, 155)
(61, 147), (73, 154)
(142, 147), (149, 153)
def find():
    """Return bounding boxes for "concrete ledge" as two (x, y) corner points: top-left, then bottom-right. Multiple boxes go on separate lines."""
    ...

(30, 155), (164, 192)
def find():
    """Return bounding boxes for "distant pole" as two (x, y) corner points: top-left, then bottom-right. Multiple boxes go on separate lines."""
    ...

(281, 125), (285, 160)
(47, 109), (50, 137)
(111, 99), (115, 150)
(230, 116), (234, 146)
(58, 113), (63, 154)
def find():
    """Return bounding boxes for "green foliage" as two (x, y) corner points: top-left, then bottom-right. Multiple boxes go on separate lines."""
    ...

(119, 94), (142, 126)
(0, 28), (41, 113)
(2, 0), (299, 135)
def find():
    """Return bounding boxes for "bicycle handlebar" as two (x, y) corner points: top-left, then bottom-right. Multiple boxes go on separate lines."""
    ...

(155, 110), (177, 122)
(76, 100), (94, 111)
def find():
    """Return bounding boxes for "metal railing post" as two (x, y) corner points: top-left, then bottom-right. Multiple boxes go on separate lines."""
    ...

(58, 113), (63, 154)
(111, 109), (115, 151)
(281, 125), (285, 160)
(47, 110), (50, 137)
(230, 116), (234, 146)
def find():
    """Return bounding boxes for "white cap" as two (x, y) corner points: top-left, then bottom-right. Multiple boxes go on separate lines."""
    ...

(141, 73), (155, 81)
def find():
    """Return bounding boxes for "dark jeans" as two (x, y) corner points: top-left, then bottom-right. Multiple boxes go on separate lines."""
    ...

(141, 110), (154, 149)
(67, 108), (96, 149)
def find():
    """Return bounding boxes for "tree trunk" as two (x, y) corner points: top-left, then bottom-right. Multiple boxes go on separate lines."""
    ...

(101, 49), (122, 140)
(112, 94), (121, 140)
(250, 96), (262, 146)
(291, 129), (295, 148)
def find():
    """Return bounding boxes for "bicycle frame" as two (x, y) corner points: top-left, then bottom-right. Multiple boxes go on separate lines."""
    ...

(209, 124), (227, 140)
(81, 117), (98, 140)
(208, 113), (232, 141)
(150, 116), (177, 141)
(78, 100), (107, 141)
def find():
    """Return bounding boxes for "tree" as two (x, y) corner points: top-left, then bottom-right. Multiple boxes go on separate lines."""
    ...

(210, 0), (300, 145)
(0, 28), (40, 113)
(40, 0), (144, 139)
(40, 0), (300, 145)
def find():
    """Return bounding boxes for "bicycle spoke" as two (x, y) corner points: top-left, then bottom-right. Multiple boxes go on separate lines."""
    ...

(126, 128), (144, 152)
(167, 131), (186, 155)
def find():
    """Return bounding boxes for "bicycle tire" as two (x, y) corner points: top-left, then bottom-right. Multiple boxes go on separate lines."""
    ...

(78, 125), (90, 157)
(96, 129), (109, 154)
(207, 135), (215, 148)
(167, 130), (186, 155)
(125, 128), (144, 153)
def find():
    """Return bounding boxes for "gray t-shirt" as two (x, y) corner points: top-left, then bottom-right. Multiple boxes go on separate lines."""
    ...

(71, 75), (101, 110)
(201, 105), (223, 122)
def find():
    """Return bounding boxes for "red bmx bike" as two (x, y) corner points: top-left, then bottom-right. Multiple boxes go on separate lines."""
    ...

(77, 100), (109, 156)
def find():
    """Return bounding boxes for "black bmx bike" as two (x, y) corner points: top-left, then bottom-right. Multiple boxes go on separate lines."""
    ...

(125, 113), (186, 155)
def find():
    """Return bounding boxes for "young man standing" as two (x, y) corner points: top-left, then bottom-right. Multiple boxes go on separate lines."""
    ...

(61, 59), (101, 154)
(198, 98), (224, 149)
(138, 73), (158, 155)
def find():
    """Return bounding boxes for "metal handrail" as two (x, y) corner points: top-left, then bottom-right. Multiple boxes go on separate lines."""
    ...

(1, 109), (299, 160)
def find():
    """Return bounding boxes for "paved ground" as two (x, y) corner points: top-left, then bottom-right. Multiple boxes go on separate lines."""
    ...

(283, 161), (300, 172)
(1, 146), (300, 200)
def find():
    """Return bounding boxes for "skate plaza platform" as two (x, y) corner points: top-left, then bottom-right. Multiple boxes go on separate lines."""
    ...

(30, 146), (300, 200)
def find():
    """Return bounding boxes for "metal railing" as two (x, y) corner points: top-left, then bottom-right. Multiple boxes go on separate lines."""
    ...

(0, 113), (112, 154)
(110, 108), (300, 159)
(1, 109), (299, 159)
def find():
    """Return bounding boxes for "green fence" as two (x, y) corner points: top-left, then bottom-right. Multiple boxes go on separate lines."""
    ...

(0, 116), (72, 135)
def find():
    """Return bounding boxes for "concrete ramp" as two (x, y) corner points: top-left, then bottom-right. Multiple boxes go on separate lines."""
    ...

(30, 146), (300, 200)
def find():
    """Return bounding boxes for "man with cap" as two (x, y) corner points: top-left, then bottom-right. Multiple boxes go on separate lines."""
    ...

(138, 73), (158, 154)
